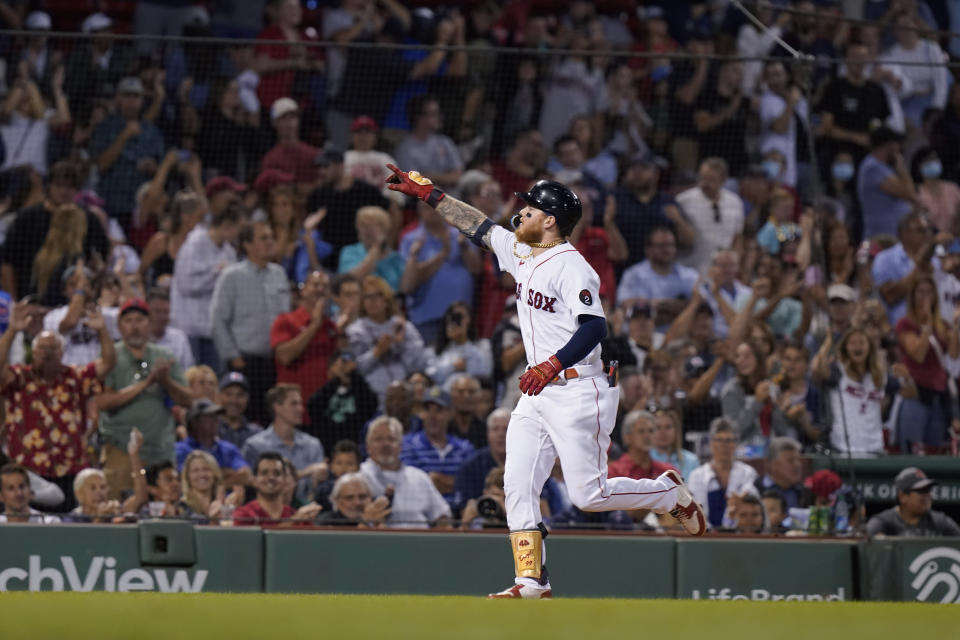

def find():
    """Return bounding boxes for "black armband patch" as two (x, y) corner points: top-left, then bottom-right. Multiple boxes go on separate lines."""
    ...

(469, 218), (495, 249)
(426, 187), (445, 208)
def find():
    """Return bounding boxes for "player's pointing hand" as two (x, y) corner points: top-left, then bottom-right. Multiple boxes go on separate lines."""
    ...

(385, 164), (445, 205)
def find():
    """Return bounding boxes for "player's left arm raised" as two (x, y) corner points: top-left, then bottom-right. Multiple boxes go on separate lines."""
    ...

(386, 163), (496, 250)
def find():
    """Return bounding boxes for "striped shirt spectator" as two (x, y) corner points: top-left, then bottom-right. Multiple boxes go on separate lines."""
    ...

(400, 387), (474, 505)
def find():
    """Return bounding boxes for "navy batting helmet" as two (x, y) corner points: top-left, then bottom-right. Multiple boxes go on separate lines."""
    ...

(514, 180), (582, 236)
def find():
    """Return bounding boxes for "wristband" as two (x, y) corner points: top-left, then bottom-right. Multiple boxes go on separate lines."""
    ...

(425, 188), (445, 208)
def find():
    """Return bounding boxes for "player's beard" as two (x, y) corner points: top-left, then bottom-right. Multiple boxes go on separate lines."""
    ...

(514, 222), (544, 245)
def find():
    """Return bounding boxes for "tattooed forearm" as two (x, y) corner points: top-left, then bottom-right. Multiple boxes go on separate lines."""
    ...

(436, 196), (495, 248)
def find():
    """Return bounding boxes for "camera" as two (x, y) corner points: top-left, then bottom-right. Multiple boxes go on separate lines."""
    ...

(448, 310), (464, 326)
(476, 496), (506, 526)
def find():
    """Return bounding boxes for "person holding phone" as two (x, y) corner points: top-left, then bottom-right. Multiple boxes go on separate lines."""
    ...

(345, 275), (429, 409)
(306, 350), (378, 453)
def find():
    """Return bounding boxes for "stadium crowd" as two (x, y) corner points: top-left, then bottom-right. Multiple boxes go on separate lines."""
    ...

(0, 0), (958, 536)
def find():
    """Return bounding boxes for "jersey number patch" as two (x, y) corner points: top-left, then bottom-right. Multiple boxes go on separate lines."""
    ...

(516, 284), (557, 313)
(579, 289), (593, 306)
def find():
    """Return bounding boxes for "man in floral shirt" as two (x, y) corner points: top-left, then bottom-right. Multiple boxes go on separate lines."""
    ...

(0, 301), (116, 511)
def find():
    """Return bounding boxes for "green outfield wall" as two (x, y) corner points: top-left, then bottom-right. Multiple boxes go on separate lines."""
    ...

(0, 523), (957, 602)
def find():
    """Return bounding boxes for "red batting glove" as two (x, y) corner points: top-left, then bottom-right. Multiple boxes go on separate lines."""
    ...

(385, 164), (445, 205)
(519, 355), (563, 396)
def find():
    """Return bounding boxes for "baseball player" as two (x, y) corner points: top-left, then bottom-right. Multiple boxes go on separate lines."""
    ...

(386, 165), (706, 599)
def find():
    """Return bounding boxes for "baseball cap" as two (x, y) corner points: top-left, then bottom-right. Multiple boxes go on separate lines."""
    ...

(219, 371), (250, 391)
(869, 125), (904, 148)
(270, 97), (299, 122)
(253, 169), (294, 193)
(630, 150), (668, 170)
(25, 11), (52, 30)
(638, 6), (665, 20)
(61, 263), (95, 286)
(423, 386), (450, 408)
(82, 12), (113, 34)
(186, 398), (225, 424)
(205, 175), (247, 198)
(313, 145), (344, 167)
(827, 284), (857, 303)
(116, 77), (145, 96)
(185, 5), (211, 27)
(119, 297), (149, 318)
(894, 467), (936, 493)
(351, 115), (378, 132)
(683, 355), (710, 379)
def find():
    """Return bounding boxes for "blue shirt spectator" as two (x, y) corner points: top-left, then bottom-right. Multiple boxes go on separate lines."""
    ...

(400, 387), (475, 505)
(613, 155), (690, 264)
(175, 436), (247, 473)
(872, 243), (914, 325)
(399, 208), (480, 344)
(400, 430), (475, 479)
(856, 128), (914, 239)
(90, 77), (165, 222)
(616, 227), (697, 331)
(451, 447), (498, 513)
(338, 243), (404, 291)
(871, 212), (932, 325)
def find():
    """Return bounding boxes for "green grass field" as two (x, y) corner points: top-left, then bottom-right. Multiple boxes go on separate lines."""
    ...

(0, 593), (953, 639)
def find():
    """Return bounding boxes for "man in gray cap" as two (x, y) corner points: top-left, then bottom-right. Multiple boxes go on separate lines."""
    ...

(90, 75), (165, 224)
(175, 398), (251, 487)
(865, 467), (960, 537)
(217, 371), (263, 449)
(400, 386), (475, 503)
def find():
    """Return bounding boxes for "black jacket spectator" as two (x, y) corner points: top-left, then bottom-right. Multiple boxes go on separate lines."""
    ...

(307, 369), (378, 454)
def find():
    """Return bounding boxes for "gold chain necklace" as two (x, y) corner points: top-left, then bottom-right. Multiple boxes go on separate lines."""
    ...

(513, 239), (565, 259)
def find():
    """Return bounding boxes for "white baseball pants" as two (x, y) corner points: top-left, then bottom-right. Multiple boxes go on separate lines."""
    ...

(504, 376), (679, 532)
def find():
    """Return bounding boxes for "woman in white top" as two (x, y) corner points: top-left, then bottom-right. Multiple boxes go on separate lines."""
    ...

(687, 417), (758, 530)
(425, 301), (492, 387)
(880, 13), (950, 128)
(0, 66), (70, 175)
(812, 328), (914, 456)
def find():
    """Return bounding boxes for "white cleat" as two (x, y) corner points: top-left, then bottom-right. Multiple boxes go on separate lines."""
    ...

(487, 584), (553, 599)
(663, 469), (707, 536)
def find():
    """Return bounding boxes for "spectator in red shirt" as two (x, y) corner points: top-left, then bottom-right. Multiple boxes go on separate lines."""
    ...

(896, 273), (960, 453)
(233, 451), (322, 526)
(261, 97), (319, 188)
(569, 186), (627, 303)
(254, 0), (324, 112)
(608, 410), (677, 482)
(0, 302), (116, 510)
(271, 270), (339, 408)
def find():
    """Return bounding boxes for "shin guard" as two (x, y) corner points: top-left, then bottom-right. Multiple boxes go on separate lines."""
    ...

(509, 529), (543, 581)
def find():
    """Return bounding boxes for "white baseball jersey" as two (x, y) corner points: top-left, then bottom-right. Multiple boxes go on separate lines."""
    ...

(488, 225), (604, 368)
